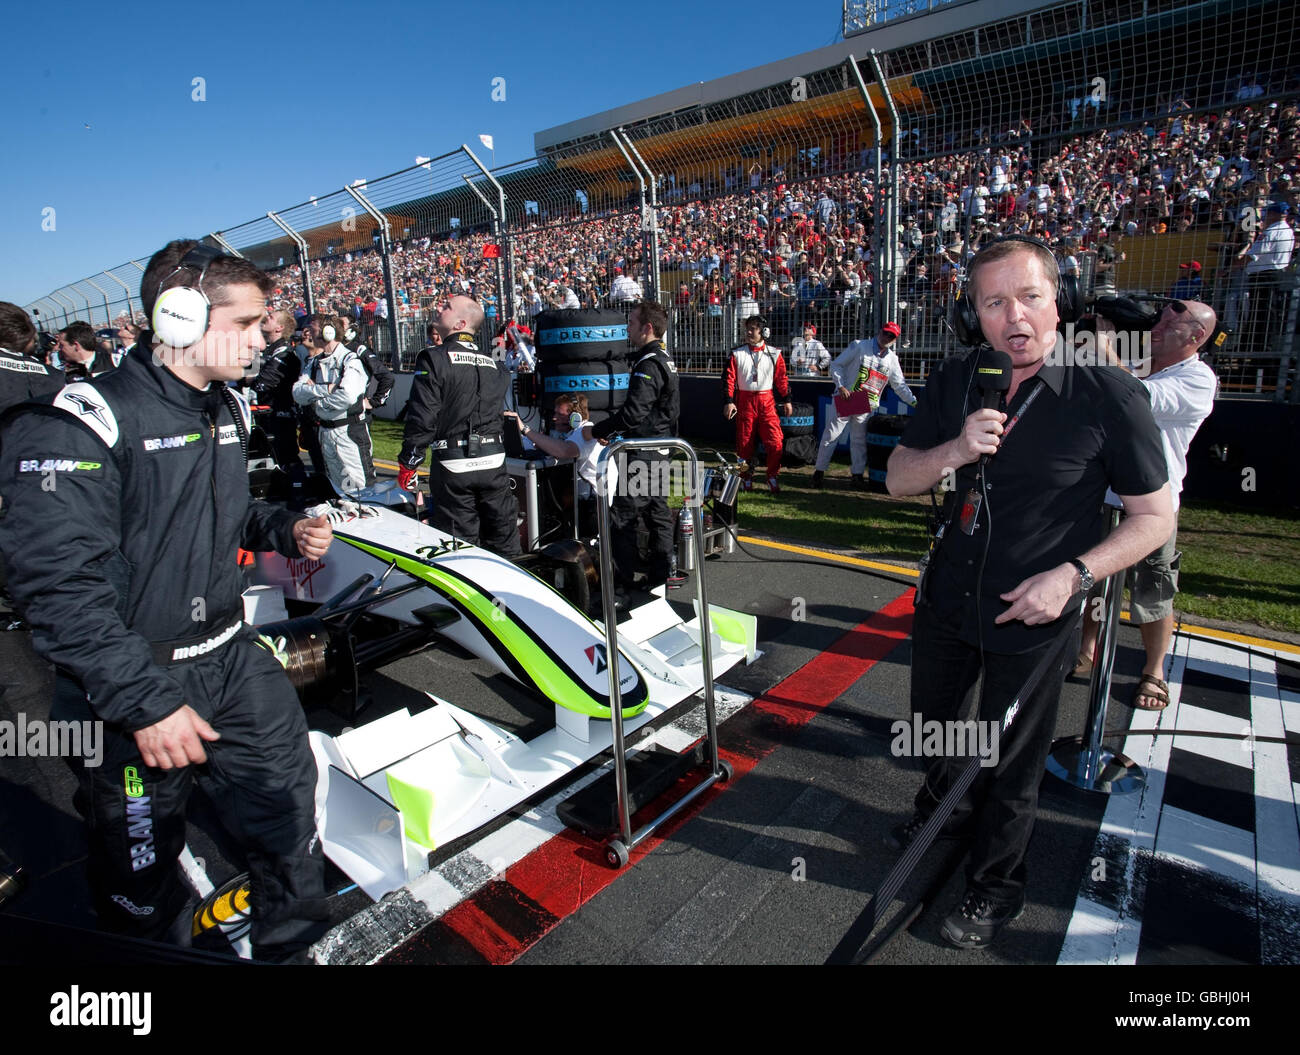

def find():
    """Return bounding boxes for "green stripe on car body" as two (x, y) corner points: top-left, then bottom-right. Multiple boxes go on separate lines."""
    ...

(336, 534), (647, 718)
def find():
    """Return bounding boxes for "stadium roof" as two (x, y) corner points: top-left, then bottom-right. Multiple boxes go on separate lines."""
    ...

(534, 0), (1055, 152)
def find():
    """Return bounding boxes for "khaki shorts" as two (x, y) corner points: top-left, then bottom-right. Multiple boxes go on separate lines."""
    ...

(1128, 527), (1180, 624)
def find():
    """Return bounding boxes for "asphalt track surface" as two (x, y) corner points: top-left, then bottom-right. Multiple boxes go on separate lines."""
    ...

(4, 527), (1296, 968)
(384, 541), (1125, 966)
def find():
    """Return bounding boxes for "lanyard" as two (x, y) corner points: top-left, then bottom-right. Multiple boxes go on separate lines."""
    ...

(952, 377), (1048, 539)
(1000, 380), (1044, 444)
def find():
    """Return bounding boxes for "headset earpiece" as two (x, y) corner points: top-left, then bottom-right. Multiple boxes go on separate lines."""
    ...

(951, 288), (982, 347)
(321, 324), (337, 342)
(151, 245), (221, 348)
(569, 411), (583, 432)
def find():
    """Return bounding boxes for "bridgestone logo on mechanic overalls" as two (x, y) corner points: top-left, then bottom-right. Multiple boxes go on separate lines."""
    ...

(448, 350), (496, 367)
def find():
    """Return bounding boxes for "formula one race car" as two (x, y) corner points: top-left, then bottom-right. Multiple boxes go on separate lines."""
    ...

(242, 467), (754, 899)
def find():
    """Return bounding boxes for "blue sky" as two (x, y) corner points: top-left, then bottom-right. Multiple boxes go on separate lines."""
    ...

(3, 0), (845, 313)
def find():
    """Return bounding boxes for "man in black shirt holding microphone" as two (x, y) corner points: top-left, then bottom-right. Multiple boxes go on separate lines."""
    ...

(886, 237), (1172, 948)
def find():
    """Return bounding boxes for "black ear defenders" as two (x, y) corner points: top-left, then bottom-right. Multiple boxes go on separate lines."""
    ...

(151, 245), (223, 347)
(949, 235), (1082, 347)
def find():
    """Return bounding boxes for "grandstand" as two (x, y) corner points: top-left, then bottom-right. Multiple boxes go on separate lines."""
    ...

(27, 0), (1300, 399)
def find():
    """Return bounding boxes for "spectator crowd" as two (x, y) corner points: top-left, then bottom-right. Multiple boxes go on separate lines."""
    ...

(250, 94), (1296, 374)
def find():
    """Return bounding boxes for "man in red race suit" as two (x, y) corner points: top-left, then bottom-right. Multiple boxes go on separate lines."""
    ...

(723, 314), (792, 493)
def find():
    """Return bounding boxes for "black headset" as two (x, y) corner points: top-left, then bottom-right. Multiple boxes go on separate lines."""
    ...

(949, 235), (1083, 347)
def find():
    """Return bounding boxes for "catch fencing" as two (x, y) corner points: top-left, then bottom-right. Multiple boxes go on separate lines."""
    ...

(26, 0), (1300, 400)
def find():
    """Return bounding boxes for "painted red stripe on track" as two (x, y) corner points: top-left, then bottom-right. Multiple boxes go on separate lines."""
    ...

(441, 898), (529, 963)
(429, 589), (917, 964)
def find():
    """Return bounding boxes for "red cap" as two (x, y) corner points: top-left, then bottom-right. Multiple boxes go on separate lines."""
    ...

(882, 321), (902, 337)
(803, 322), (817, 335)
(1179, 260), (1202, 271)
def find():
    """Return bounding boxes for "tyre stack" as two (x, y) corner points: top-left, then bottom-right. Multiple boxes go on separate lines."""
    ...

(533, 309), (631, 428)
(866, 413), (909, 491)
(779, 401), (817, 467)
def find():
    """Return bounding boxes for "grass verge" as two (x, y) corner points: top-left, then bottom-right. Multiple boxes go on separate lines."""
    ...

(369, 420), (1299, 635)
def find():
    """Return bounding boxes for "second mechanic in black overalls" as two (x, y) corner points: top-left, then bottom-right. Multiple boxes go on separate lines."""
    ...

(397, 294), (520, 556)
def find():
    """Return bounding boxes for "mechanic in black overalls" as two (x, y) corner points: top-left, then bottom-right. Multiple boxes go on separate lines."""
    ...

(398, 294), (520, 556)
(247, 306), (304, 473)
(0, 241), (334, 959)
(585, 300), (680, 595)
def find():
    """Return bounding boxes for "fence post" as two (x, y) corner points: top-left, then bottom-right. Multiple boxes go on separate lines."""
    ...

(49, 290), (76, 325)
(267, 210), (315, 316)
(621, 129), (661, 301)
(461, 172), (507, 333)
(610, 130), (650, 298)
(1282, 284), (1299, 403)
(68, 285), (95, 324)
(344, 184), (400, 362)
(101, 270), (137, 321)
(32, 299), (60, 332)
(869, 50), (900, 327)
(81, 278), (114, 328)
(848, 54), (886, 331)
(462, 145), (510, 326)
(208, 233), (243, 258)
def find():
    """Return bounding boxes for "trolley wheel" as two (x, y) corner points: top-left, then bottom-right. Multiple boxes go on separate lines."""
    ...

(605, 840), (630, 869)
(716, 759), (734, 783)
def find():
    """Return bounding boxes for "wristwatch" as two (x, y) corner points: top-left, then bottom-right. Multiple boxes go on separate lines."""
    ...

(1069, 558), (1095, 592)
(520, 422), (530, 436)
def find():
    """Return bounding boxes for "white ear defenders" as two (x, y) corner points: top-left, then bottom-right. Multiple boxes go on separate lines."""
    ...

(151, 245), (223, 348)
(569, 411), (583, 431)
(321, 323), (337, 342)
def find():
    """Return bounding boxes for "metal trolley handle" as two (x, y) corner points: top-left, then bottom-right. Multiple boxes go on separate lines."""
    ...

(594, 438), (728, 867)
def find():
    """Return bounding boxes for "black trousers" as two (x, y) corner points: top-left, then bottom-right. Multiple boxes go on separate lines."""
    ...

(300, 421), (326, 477)
(431, 459), (521, 557)
(610, 456), (674, 590)
(53, 634), (328, 958)
(265, 418), (302, 474)
(908, 603), (1079, 904)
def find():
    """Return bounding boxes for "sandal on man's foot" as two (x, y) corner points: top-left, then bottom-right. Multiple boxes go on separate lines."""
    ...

(1133, 674), (1170, 711)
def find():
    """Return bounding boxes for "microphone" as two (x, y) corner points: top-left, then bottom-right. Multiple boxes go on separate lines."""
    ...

(976, 346), (1012, 411)
(975, 346), (1012, 469)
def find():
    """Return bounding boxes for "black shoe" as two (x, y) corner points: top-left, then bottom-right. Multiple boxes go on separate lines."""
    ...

(885, 812), (929, 851)
(884, 810), (971, 851)
(852, 474), (866, 490)
(940, 889), (1025, 949)
(811, 470), (824, 489)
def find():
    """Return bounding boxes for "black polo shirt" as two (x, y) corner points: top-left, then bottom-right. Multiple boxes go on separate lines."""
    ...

(901, 350), (1167, 653)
